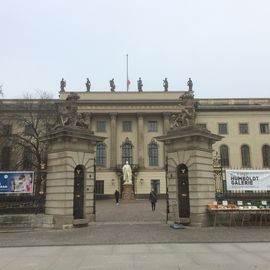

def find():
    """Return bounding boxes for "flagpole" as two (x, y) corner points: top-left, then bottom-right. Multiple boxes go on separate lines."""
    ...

(126, 54), (129, 92)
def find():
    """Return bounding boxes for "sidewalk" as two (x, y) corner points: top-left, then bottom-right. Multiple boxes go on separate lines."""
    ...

(1, 243), (270, 270)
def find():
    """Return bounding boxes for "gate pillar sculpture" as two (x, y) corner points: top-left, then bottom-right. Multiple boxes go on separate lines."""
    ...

(41, 94), (105, 229)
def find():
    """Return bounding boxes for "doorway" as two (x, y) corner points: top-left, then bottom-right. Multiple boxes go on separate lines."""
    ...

(73, 165), (84, 219)
(177, 164), (190, 218)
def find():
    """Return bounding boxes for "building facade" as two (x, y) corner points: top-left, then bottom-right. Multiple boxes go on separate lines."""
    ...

(1, 91), (270, 197)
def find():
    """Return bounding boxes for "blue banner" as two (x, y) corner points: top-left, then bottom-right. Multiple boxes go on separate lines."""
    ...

(0, 172), (34, 193)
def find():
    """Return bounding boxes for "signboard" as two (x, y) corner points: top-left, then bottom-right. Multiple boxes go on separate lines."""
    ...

(226, 169), (270, 191)
(0, 172), (34, 193)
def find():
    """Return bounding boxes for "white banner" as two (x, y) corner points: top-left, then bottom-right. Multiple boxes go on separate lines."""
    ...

(226, 169), (270, 191)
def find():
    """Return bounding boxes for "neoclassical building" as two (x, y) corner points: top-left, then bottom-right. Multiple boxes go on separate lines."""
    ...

(1, 90), (270, 197)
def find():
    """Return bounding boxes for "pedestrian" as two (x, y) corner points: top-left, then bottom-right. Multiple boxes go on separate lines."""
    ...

(149, 189), (157, 211)
(114, 189), (120, 205)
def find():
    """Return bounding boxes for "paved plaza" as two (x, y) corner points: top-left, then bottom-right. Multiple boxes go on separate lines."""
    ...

(1, 199), (270, 269)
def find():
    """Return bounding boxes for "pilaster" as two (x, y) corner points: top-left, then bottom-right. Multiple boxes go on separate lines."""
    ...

(137, 113), (144, 168)
(110, 113), (117, 168)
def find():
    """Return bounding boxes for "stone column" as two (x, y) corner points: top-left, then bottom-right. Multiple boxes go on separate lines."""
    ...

(41, 126), (105, 229)
(110, 113), (117, 168)
(87, 113), (92, 132)
(163, 112), (170, 134)
(137, 114), (144, 168)
(163, 112), (170, 165)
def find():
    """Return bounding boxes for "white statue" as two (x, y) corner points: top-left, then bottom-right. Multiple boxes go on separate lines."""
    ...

(122, 161), (132, 184)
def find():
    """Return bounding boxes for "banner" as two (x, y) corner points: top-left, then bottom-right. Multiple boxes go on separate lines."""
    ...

(0, 172), (34, 193)
(226, 169), (270, 191)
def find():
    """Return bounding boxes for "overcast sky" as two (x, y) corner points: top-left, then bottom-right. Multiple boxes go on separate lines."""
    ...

(1, 0), (270, 99)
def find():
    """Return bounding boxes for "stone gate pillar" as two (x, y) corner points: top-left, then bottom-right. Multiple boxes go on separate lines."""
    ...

(157, 126), (222, 226)
(41, 126), (104, 229)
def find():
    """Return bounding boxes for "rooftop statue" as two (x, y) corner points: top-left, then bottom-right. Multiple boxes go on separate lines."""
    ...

(85, 78), (91, 92)
(60, 78), (66, 92)
(187, 78), (193, 91)
(137, 77), (143, 92)
(163, 78), (168, 92)
(110, 78), (116, 92)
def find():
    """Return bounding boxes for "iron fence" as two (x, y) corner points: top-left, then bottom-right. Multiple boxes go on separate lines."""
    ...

(0, 193), (45, 214)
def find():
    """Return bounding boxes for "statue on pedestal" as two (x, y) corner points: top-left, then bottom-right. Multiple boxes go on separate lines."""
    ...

(54, 93), (88, 129)
(169, 91), (198, 128)
(122, 161), (132, 184)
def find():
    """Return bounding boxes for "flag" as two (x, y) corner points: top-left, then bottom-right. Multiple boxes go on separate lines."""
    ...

(127, 79), (131, 91)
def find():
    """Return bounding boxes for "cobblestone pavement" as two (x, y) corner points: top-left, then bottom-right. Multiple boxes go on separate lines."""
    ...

(95, 198), (166, 223)
(1, 200), (270, 247)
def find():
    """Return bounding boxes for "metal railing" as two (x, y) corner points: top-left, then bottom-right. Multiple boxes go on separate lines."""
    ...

(0, 193), (45, 214)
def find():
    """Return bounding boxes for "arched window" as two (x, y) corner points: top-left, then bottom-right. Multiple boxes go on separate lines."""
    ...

(96, 143), (106, 167)
(220, 145), (229, 167)
(262, 145), (270, 168)
(1, 146), (11, 170)
(241, 145), (251, 168)
(148, 140), (158, 166)
(121, 138), (133, 165)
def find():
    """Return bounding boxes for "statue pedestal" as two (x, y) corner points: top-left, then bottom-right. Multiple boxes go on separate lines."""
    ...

(122, 184), (135, 201)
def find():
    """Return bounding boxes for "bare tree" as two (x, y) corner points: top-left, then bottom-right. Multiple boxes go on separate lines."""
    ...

(4, 90), (57, 195)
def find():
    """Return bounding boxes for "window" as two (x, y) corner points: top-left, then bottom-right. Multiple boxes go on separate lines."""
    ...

(241, 145), (251, 168)
(148, 141), (158, 166)
(262, 145), (270, 167)
(148, 121), (158, 132)
(95, 180), (104, 194)
(197, 123), (207, 130)
(1, 146), (11, 170)
(123, 121), (132, 132)
(25, 124), (35, 136)
(3, 125), (12, 136)
(96, 120), (106, 132)
(260, 123), (269, 134)
(239, 123), (249, 134)
(96, 143), (106, 167)
(23, 147), (32, 170)
(122, 138), (133, 165)
(220, 145), (229, 167)
(218, 123), (228, 134)
(151, 180), (160, 194)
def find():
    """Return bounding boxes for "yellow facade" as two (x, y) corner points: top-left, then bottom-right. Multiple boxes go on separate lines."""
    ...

(1, 92), (270, 196)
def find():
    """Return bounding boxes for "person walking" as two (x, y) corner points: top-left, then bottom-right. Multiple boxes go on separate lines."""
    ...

(114, 189), (120, 205)
(149, 189), (157, 211)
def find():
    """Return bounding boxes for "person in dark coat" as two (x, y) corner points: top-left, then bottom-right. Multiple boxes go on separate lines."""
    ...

(114, 189), (120, 205)
(149, 189), (157, 211)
